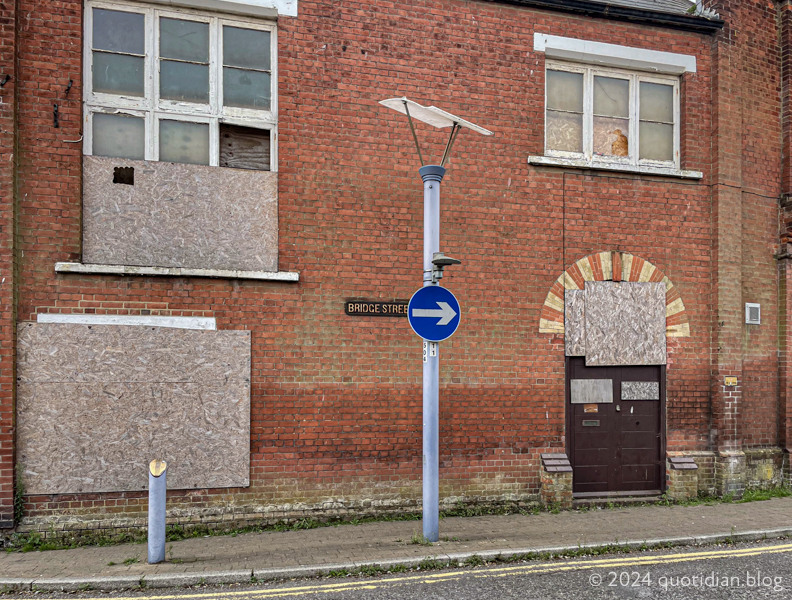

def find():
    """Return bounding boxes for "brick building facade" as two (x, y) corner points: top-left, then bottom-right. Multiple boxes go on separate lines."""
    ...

(0, 0), (789, 533)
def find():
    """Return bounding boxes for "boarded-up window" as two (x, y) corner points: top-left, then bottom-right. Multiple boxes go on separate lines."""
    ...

(219, 125), (271, 171)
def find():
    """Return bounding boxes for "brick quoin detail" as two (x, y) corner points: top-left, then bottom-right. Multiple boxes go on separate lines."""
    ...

(539, 251), (691, 338)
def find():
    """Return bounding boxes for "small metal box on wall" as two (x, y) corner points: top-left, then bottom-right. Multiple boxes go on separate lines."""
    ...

(745, 303), (761, 325)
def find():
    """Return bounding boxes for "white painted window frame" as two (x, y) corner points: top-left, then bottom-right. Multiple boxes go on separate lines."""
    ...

(545, 61), (680, 172)
(83, 0), (278, 171)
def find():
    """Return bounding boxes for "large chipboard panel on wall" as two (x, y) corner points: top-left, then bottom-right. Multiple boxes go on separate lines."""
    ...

(17, 323), (251, 494)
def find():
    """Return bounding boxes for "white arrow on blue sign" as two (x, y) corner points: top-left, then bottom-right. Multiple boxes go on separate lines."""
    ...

(407, 286), (461, 342)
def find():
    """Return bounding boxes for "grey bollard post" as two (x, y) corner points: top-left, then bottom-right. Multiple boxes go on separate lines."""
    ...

(147, 459), (168, 564)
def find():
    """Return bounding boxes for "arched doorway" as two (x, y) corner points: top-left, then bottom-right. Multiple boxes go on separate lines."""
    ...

(540, 252), (690, 496)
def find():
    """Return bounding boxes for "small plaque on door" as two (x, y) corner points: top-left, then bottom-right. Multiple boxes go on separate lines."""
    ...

(584, 404), (598, 413)
(582, 420), (600, 427)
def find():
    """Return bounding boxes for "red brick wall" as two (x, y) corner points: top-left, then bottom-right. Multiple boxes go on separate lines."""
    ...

(3, 0), (787, 528)
(739, 0), (781, 450)
(0, 0), (18, 527)
(710, 0), (783, 452)
(781, 1), (792, 454)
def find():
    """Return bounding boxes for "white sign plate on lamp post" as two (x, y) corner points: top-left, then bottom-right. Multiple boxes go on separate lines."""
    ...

(379, 97), (492, 542)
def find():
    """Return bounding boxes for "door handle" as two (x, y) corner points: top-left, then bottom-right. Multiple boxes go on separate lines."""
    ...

(616, 405), (621, 412)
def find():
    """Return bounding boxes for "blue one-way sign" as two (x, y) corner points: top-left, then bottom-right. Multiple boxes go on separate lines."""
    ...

(407, 286), (461, 342)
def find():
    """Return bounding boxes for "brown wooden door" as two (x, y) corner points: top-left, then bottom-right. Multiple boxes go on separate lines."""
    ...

(566, 357), (665, 495)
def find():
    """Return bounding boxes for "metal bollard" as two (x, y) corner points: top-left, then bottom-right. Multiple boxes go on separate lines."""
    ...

(147, 459), (168, 564)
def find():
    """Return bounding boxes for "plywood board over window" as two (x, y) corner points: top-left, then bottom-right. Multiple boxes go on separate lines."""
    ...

(219, 124), (271, 170)
(82, 155), (278, 271)
(16, 323), (251, 494)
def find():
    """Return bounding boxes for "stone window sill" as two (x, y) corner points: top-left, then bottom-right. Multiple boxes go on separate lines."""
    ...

(528, 156), (703, 180)
(55, 262), (299, 282)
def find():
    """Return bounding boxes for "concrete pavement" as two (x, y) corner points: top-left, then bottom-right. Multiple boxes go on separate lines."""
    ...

(1, 497), (792, 592)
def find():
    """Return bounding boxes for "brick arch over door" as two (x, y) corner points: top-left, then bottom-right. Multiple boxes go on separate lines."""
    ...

(538, 251), (690, 337)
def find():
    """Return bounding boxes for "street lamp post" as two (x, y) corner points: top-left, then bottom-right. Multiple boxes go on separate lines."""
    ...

(379, 98), (492, 541)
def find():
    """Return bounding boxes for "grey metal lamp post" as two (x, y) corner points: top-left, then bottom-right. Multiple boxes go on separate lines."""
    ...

(379, 98), (492, 541)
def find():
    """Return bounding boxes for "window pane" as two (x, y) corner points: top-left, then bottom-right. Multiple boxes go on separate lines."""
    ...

(593, 76), (628, 118)
(639, 122), (673, 161)
(223, 67), (271, 109)
(160, 18), (209, 63)
(593, 117), (629, 157)
(159, 120), (209, 165)
(93, 113), (145, 160)
(640, 82), (674, 123)
(160, 60), (209, 103)
(223, 26), (271, 71)
(546, 70), (583, 113)
(93, 52), (144, 96)
(93, 8), (144, 54)
(546, 110), (582, 153)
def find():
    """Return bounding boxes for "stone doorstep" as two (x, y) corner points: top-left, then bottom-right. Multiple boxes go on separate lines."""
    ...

(6, 527), (792, 592)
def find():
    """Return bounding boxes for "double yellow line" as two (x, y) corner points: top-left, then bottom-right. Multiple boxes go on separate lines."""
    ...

(82, 542), (792, 600)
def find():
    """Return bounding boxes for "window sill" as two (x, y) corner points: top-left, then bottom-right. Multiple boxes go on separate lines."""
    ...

(55, 262), (299, 282)
(528, 156), (703, 180)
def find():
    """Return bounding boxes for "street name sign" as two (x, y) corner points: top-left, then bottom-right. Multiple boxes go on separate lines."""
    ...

(407, 286), (461, 342)
(345, 300), (408, 317)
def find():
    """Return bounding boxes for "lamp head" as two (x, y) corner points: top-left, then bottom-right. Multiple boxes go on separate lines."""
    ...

(432, 252), (462, 267)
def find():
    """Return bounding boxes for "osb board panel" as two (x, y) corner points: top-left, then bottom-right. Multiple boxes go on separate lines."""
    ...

(585, 281), (666, 366)
(17, 324), (251, 494)
(17, 322), (250, 383)
(565, 289), (585, 356)
(570, 379), (613, 404)
(82, 156), (277, 272)
(622, 381), (660, 400)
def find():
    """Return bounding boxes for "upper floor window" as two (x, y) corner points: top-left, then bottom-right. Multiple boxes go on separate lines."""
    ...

(545, 62), (679, 170)
(84, 1), (276, 170)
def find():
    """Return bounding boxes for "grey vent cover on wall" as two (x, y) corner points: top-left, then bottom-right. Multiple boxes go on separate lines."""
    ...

(745, 303), (761, 325)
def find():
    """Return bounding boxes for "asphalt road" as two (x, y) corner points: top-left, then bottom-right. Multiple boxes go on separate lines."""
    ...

(8, 539), (792, 599)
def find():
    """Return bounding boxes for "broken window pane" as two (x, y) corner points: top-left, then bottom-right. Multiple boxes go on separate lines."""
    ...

(93, 52), (145, 96)
(640, 82), (674, 123)
(159, 120), (209, 165)
(223, 27), (271, 71)
(223, 68), (271, 110)
(593, 117), (629, 157)
(546, 110), (582, 153)
(219, 124), (270, 170)
(160, 60), (209, 103)
(546, 70), (583, 113)
(160, 18), (209, 62)
(93, 8), (144, 55)
(639, 122), (673, 162)
(93, 113), (145, 160)
(593, 76), (628, 118)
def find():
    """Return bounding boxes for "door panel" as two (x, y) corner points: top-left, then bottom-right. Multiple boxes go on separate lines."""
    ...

(573, 467), (610, 493)
(621, 465), (658, 488)
(567, 357), (664, 494)
(574, 448), (611, 464)
(621, 448), (659, 464)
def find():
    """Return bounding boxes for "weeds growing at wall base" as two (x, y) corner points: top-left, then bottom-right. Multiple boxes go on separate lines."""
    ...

(2, 486), (789, 553)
